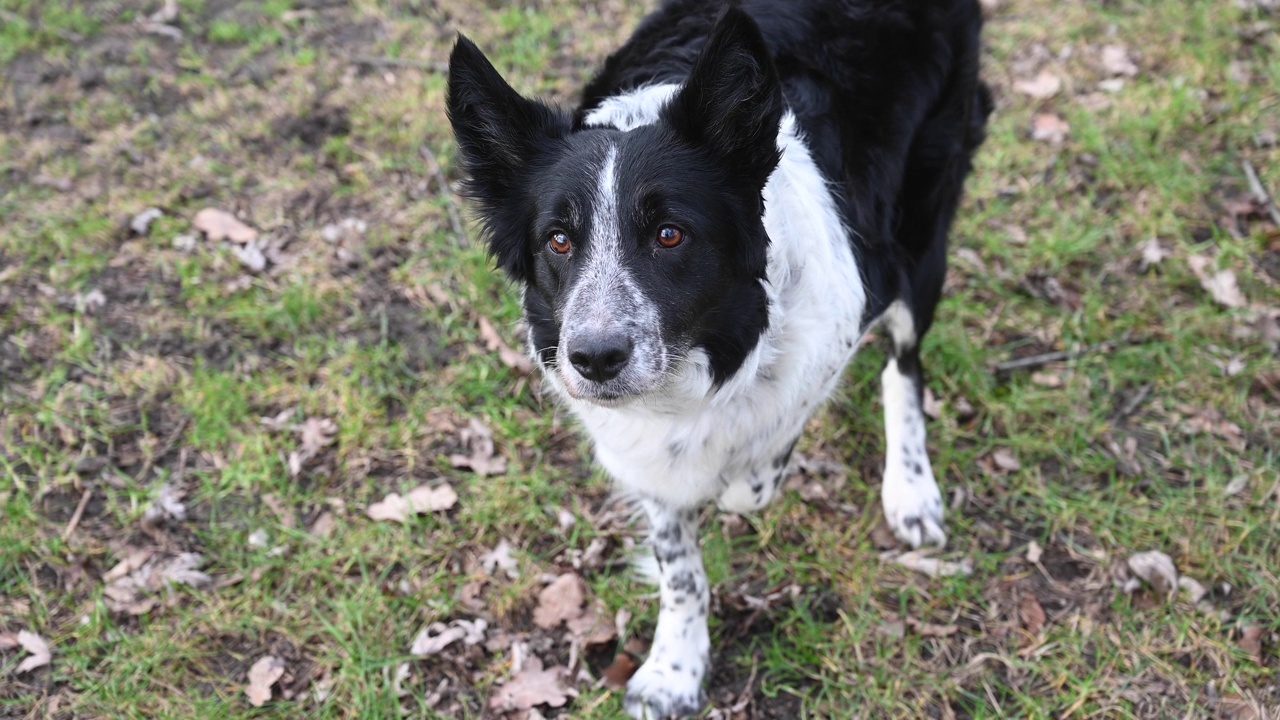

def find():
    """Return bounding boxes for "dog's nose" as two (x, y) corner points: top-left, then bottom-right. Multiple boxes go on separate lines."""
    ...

(568, 336), (632, 382)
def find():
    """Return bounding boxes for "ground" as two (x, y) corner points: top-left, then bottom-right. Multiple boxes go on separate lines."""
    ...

(1, 0), (1278, 718)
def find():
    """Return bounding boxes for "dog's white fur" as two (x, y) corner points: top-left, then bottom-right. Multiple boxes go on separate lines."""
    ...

(535, 85), (947, 718)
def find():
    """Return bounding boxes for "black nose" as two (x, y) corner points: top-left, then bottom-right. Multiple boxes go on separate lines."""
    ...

(568, 336), (633, 382)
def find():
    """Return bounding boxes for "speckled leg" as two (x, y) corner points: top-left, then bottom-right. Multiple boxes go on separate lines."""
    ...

(625, 499), (709, 719)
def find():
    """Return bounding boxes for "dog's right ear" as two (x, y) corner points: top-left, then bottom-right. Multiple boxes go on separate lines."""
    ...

(447, 36), (569, 280)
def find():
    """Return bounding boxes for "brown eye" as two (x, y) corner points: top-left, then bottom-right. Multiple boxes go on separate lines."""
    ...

(657, 225), (684, 248)
(549, 231), (572, 255)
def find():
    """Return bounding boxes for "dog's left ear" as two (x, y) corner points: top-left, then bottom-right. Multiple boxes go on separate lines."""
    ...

(663, 7), (783, 188)
(447, 36), (569, 280)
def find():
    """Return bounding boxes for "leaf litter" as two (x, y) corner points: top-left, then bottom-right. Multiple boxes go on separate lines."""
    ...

(450, 417), (507, 476)
(367, 482), (458, 523)
(246, 655), (286, 707)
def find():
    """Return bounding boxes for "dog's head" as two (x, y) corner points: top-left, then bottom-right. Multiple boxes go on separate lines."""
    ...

(447, 8), (781, 405)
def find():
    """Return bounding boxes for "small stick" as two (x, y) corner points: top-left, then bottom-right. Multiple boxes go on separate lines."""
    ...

(993, 338), (1129, 375)
(1111, 382), (1153, 422)
(420, 145), (469, 248)
(62, 488), (92, 540)
(1243, 160), (1280, 227)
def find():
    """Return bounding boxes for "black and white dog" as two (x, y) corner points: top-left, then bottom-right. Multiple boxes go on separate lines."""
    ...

(447, 1), (989, 716)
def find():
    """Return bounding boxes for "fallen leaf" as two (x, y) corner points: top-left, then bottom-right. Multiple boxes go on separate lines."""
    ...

(407, 483), (458, 513)
(1238, 625), (1265, 662)
(248, 529), (269, 549)
(1224, 475), (1250, 497)
(15, 630), (51, 674)
(922, 388), (943, 420)
(309, 511), (336, 538)
(1030, 370), (1063, 388)
(1026, 540), (1044, 564)
(366, 493), (412, 523)
(1019, 594), (1047, 636)
(262, 494), (298, 529)
(601, 653), (639, 690)
(480, 539), (520, 579)
(193, 208), (258, 244)
(489, 657), (575, 712)
(142, 482), (187, 524)
(130, 207), (164, 235)
(1013, 69), (1062, 99)
(986, 448), (1021, 473)
(410, 618), (488, 657)
(289, 417), (337, 477)
(877, 620), (906, 639)
(1123, 550), (1179, 598)
(1030, 113), (1070, 144)
(233, 242), (267, 273)
(76, 289), (107, 314)
(888, 550), (974, 578)
(1099, 45), (1139, 77)
(449, 418), (507, 477)
(478, 316), (534, 376)
(533, 573), (587, 629)
(566, 600), (618, 647)
(246, 655), (286, 707)
(1139, 238), (1169, 271)
(1178, 575), (1208, 604)
(1187, 254), (1246, 308)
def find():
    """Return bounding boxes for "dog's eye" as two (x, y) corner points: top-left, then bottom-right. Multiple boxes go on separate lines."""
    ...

(656, 225), (684, 249)
(548, 231), (572, 255)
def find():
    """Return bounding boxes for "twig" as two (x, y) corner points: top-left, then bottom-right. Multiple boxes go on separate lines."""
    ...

(62, 488), (92, 540)
(348, 54), (447, 72)
(420, 144), (469, 248)
(1243, 159), (1280, 227)
(993, 337), (1134, 375)
(1111, 382), (1153, 422)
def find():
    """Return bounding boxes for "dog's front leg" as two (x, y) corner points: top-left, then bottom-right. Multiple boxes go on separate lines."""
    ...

(625, 498), (710, 719)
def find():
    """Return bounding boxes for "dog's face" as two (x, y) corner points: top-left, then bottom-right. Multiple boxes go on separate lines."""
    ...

(447, 10), (782, 405)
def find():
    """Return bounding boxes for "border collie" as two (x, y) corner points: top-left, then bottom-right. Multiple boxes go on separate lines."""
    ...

(447, 1), (990, 716)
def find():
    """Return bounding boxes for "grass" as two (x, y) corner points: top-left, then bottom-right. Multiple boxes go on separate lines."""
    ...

(1, 0), (1278, 717)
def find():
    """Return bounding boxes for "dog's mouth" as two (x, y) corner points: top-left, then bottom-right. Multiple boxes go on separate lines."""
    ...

(557, 372), (644, 407)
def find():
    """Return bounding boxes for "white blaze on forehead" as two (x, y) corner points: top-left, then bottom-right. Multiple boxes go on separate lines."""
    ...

(564, 144), (631, 332)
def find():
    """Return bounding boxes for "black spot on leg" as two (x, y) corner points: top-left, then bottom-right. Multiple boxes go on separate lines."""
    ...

(912, 462), (923, 475)
(772, 437), (799, 470)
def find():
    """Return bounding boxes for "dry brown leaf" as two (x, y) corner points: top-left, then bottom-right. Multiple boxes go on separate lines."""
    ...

(888, 550), (974, 578)
(407, 484), (458, 513)
(1099, 45), (1139, 77)
(410, 619), (487, 656)
(989, 448), (1022, 473)
(489, 656), (575, 712)
(533, 573), (587, 629)
(246, 655), (285, 707)
(366, 493), (412, 523)
(1238, 625), (1265, 662)
(601, 653), (639, 691)
(15, 630), (51, 674)
(449, 418), (507, 477)
(1123, 550), (1179, 598)
(922, 387), (943, 420)
(565, 600), (618, 647)
(1030, 113), (1070, 144)
(193, 208), (258, 244)
(1187, 254), (1246, 308)
(309, 511), (336, 538)
(1019, 594), (1047, 636)
(103, 552), (211, 615)
(1139, 238), (1169, 271)
(1026, 540), (1044, 564)
(1013, 69), (1062, 99)
(480, 539), (520, 579)
(1030, 371), (1063, 388)
(478, 316), (534, 376)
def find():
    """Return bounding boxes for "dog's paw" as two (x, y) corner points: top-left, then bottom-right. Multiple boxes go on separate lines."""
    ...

(882, 471), (946, 548)
(624, 658), (706, 719)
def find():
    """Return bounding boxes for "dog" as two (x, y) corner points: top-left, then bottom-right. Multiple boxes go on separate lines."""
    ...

(447, 1), (990, 716)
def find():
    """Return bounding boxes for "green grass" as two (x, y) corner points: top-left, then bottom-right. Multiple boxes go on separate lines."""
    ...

(1, 0), (1277, 717)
